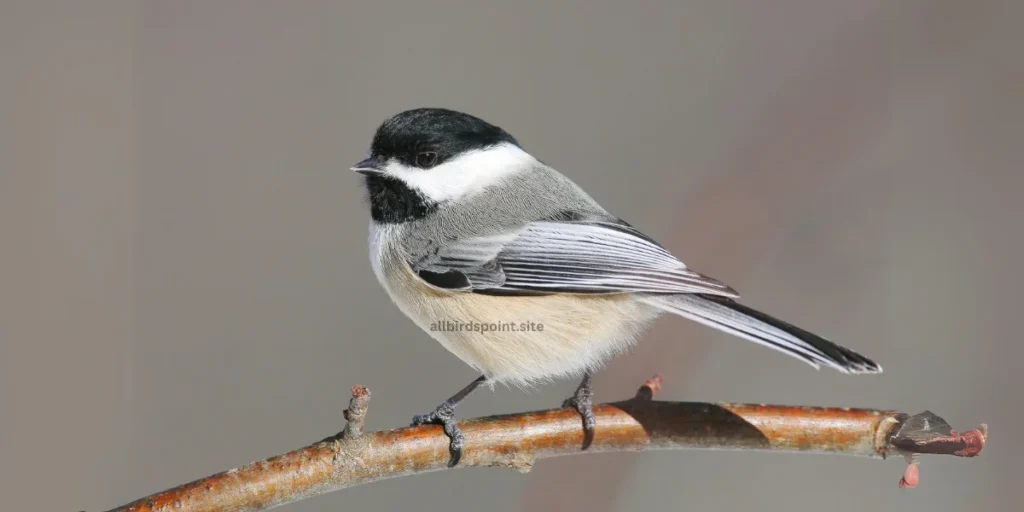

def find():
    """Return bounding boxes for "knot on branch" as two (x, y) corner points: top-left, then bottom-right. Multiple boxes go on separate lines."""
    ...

(342, 385), (371, 438)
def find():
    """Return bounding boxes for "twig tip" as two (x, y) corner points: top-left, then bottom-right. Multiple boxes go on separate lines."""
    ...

(890, 411), (987, 458)
(635, 374), (664, 400)
(952, 424), (987, 457)
(342, 385), (371, 438)
(351, 385), (370, 399)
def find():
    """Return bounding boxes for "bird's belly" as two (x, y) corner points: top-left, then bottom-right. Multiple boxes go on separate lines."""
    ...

(420, 293), (656, 384)
(382, 266), (655, 385)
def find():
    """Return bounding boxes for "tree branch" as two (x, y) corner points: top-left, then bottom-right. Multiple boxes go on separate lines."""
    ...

(100, 377), (987, 512)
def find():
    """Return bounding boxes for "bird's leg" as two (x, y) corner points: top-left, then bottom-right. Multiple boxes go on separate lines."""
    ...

(411, 374), (487, 467)
(562, 372), (595, 450)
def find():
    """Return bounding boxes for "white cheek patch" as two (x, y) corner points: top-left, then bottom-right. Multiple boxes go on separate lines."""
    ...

(384, 143), (533, 203)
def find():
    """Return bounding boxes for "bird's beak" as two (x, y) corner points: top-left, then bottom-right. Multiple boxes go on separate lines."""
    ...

(350, 156), (384, 176)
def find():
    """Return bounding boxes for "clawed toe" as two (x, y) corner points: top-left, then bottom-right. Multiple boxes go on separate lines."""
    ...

(411, 406), (448, 426)
(411, 404), (464, 467)
(562, 374), (596, 450)
(411, 376), (488, 467)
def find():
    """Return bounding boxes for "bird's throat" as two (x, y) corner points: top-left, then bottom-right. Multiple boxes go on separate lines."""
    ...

(364, 175), (438, 223)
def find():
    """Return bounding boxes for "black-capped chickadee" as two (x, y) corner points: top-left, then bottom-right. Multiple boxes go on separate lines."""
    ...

(353, 108), (881, 465)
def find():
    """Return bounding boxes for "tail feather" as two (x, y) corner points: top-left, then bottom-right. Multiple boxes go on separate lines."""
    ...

(643, 294), (882, 374)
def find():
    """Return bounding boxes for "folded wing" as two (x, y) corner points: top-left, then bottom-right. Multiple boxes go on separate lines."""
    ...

(409, 219), (739, 297)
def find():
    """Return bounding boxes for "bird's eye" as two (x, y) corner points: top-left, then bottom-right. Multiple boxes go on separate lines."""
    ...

(416, 151), (438, 168)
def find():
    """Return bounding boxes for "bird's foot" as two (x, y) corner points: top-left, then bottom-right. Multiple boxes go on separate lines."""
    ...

(562, 377), (595, 450)
(411, 403), (464, 467)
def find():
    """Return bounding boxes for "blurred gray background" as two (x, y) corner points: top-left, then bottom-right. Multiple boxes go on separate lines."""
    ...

(2, 1), (1021, 511)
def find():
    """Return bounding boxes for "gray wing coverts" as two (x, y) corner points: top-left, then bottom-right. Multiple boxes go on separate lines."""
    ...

(409, 219), (739, 297)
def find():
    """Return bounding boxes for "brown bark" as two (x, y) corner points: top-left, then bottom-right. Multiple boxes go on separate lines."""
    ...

(100, 378), (987, 512)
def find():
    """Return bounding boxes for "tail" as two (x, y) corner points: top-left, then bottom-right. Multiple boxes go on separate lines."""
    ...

(642, 294), (881, 374)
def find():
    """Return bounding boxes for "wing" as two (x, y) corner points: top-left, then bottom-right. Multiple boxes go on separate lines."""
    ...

(408, 219), (739, 297)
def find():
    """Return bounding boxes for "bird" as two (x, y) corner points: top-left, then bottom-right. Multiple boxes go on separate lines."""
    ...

(351, 107), (881, 466)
